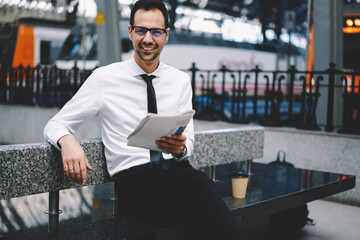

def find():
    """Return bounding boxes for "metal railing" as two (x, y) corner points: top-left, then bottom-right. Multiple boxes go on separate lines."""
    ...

(0, 64), (93, 108)
(187, 63), (359, 134)
(0, 63), (359, 135)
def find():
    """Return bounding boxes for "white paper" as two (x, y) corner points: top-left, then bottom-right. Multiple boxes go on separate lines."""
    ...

(127, 109), (195, 152)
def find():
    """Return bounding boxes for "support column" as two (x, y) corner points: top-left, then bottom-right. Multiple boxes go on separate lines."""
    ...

(47, 191), (62, 234)
(95, 0), (122, 66)
(314, 0), (343, 129)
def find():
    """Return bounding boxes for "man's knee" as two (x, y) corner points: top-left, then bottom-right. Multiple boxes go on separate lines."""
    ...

(175, 169), (218, 200)
(189, 169), (215, 187)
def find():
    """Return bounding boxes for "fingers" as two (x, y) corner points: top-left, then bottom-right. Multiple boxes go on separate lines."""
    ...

(156, 134), (186, 156)
(63, 156), (88, 184)
(59, 134), (92, 184)
(86, 158), (94, 171)
(74, 162), (82, 183)
(68, 164), (76, 181)
(64, 164), (71, 180)
(171, 134), (186, 141)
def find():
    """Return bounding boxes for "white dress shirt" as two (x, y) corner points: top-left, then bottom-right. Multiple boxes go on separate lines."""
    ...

(44, 57), (194, 177)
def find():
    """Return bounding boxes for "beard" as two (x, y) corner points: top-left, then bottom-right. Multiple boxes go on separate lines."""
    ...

(135, 42), (160, 62)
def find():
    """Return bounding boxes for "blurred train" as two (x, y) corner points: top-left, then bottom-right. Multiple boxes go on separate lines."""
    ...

(1, 23), (307, 117)
(1, 23), (306, 118)
(54, 23), (306, 107)
(0, 24), (70, 68)
(0, 23), (306, 74)
(55, 23), (306, 72)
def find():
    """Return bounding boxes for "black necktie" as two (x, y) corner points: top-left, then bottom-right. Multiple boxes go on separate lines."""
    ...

(140, 74), (161, 165)
(141, 74), (157, 114)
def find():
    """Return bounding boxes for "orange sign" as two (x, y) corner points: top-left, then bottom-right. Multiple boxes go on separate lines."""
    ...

(343, 26), (360, 34)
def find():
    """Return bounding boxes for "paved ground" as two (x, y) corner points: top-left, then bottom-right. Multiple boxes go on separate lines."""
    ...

(296, 200), (360, 240)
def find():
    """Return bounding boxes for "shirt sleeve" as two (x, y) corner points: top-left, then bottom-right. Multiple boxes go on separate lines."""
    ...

(172, 72), (195, 160)
(43, 70), (102, 150)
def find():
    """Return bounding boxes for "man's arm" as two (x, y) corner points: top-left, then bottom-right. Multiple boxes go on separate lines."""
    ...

(44, 70), (101, 183)
(57, 134), (93, 184)
(156, 72), (194, 157)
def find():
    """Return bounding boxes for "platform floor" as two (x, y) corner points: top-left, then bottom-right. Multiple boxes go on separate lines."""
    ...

(296, 200), (360, 240)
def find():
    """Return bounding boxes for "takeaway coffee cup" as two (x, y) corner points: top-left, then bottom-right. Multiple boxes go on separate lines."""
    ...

(231, 172), (249, 198)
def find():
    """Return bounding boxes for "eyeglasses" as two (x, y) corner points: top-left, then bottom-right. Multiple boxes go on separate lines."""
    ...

(131, 25), (168, 38)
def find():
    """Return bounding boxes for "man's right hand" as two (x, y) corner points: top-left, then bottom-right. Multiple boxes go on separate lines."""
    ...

(57, 134), (93, 184)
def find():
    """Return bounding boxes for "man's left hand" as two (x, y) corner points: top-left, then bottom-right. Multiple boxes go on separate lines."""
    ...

(156, 134), (186, 156)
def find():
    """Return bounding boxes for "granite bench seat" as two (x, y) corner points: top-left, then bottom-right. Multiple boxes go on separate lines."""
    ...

(1, 163), (355, 240)
(0, 126), (356, 239)
(0, 127), (264, 200)
(0, 127), (264, 238)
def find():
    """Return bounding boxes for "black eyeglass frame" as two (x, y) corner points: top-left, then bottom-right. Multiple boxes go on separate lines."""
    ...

(131, 25), (169, 37)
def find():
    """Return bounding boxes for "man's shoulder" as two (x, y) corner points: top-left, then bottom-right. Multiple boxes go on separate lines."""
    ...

(87, 60), (133, 86)
(94, 60), (129, 73)
(160, 62), (189, 78)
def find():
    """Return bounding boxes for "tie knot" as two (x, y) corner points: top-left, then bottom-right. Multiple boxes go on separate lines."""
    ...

(140, 74), (156, 83)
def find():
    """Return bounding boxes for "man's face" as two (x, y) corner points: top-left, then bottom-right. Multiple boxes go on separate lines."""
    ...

(129, 9), (169, 66)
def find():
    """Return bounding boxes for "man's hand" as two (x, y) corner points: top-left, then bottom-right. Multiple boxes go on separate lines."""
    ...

(58, 134), (93, 184)
(156, 134), (187, 156)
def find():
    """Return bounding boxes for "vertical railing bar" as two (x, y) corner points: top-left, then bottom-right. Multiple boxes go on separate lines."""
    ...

(325, 63), (336, 132)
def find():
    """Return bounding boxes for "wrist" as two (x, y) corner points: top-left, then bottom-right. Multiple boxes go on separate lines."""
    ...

(174, 145), (187, 159)
(57, 134), (72, 149)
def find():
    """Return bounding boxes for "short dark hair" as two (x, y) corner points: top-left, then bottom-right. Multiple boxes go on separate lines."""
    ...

(130, 0), (169, 29)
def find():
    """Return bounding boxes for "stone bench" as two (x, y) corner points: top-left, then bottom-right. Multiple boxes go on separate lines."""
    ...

(0, 126), (264, 237)
(0, 126), (355, 239)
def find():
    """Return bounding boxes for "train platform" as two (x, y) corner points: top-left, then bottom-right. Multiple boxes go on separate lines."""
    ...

(296, 200), (360, 240)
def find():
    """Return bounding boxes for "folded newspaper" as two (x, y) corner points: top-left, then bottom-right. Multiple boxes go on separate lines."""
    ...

(127, 109), (196, 152)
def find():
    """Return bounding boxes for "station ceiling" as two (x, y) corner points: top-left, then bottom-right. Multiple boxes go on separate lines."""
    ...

(2, 0), (360, 37)
(170, 0), (308, 34)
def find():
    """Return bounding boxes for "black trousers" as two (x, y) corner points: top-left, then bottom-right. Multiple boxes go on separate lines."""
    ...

(113, 160), (247, 240)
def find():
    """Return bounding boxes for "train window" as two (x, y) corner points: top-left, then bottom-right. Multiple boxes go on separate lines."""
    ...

(0, 42), (13, 67)
(58, 31), (97, 60)
(0, 26), (18, 67)
(40, 40), (51, 64)
(58, 34), (77, 60)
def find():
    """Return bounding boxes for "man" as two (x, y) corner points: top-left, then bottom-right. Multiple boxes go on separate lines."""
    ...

(44, 0), (246, 239)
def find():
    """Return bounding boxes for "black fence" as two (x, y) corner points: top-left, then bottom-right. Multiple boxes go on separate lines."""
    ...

(0, 64), (93, 108)
(0, 63), (359, 135)
(188, 63), (360, 135)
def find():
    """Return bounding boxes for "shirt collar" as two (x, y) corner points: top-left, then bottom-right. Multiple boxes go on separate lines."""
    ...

(129, 56), (163, 79)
